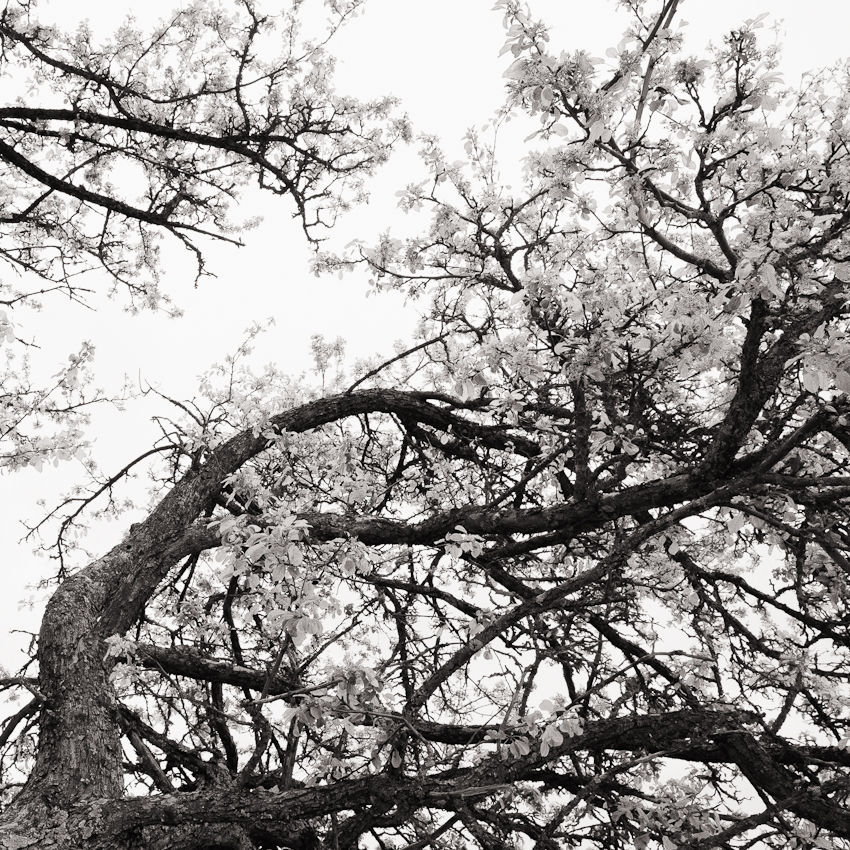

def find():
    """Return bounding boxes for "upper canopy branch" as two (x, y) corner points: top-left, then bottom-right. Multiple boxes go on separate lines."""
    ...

(0, 2), (404, 299)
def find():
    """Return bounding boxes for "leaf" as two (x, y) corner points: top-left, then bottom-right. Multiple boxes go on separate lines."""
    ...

(802, 370), (822, 394)
(835, 370), (850, 394)
(502, 59), (525, 80)
(588, 119), (605, 143)
(723, 294), (741, 313)
(761, 263), (779, 292)
(543, 725), (564, 747)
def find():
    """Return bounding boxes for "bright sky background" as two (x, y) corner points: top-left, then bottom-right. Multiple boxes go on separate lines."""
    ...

(1, 0), (848, 672)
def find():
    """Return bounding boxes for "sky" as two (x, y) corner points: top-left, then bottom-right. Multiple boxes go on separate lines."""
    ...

(0, 0), (848, 673)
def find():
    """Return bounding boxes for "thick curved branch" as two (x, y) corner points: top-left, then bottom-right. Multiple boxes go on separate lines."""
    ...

(98, 706), (850, 842)
(135, 644), (298, 696)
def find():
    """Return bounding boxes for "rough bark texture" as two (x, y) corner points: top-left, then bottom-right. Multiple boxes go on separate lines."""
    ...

(17, 573), (122, 808)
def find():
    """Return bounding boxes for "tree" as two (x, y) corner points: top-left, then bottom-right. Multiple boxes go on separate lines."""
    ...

(4, 0), (850, 847)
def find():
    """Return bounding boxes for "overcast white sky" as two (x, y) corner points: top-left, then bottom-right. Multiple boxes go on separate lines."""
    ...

(1, 0), (848, 672)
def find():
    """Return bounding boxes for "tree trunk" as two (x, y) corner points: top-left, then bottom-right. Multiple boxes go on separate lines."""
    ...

(15, 570), (123, 810)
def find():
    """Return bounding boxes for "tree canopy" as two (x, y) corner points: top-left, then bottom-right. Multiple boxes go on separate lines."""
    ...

(4, 0), (850, 848)
(0, 0), (406, 473)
